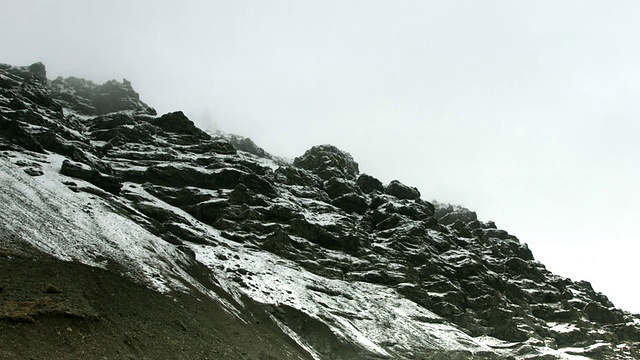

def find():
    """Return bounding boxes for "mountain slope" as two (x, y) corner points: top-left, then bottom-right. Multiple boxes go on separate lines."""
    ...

(1, 62), (639, 359)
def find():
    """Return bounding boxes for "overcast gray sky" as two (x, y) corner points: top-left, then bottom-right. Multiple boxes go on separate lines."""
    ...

(2, 0), (639, 313)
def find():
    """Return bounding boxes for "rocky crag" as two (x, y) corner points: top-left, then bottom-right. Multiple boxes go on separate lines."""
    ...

(1, 62), (639, 359)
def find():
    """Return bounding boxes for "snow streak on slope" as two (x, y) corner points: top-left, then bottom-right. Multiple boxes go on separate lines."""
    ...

(0, 152), (197, 295)
(192, 240), (496, 358)
(0, 148), (616, 359)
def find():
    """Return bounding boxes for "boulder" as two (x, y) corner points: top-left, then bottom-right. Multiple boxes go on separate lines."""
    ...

(293, 144), (359, 180)
(93, 79), (147, 114)
(28, 62), (47, 84)
(356, 173), (384, 194)
(149, 111), (210, 139)
(385, 180), (420, 200)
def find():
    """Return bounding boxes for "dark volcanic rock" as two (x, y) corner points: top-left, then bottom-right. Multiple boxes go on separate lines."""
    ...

(0, 117), (45, 153)
(293, 144), (359, 180)
(50, 76), (154, 116)
(183, 200), (230, 225)
(28, 62), (47, 84)
(289, 218), (361, 253)
(143, 185), (213, 207)
(356, 173), (384, 194)
(32, 131), (92, 164)
(331, 193), (368, 215)
(184, 140), (236, 155)
(148, 111), (210, 139)
(2, 61), (639, 360)
(60, 160), (122, 195)
(324, 178), (360, 199)
(226, 134), (270, 158)
(93, 79), (147, 114)
(0, 63), (62, 115)
(143, 165), (277, 197)
(262, 228), (297, 254)
(434, 203), (478, 225)
(229, 183), (269, 207)
(385, 180), (420, 200)
(583, 302), (625, 324)
(275, 166), (323, 188)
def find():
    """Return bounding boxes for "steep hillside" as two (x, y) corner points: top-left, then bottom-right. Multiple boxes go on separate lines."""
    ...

(1, 62), (639, 359)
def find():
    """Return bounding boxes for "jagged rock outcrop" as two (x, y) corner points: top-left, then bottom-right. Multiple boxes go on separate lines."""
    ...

(224, 133), (272, 158)
(147, 111), (210, 139)
(386, 179), (421, 200)
(50, 75), (155, 115)
(356, 173), (384, 194)
(293, 144), (359, 180)
(1, 62), (639, 359)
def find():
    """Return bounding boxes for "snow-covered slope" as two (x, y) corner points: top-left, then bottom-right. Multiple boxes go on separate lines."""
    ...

(1, 62), (639, 359)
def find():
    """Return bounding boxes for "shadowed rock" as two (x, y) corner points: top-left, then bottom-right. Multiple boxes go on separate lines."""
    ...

(149, 111), (211, 139)
(60, 160), (122, 195)
(1, 61), (639, 360)
(385, 180), (420, 200)
(293, 144), (359, 180)
(356, 173), (384, 194)
(332, 193), (368, 215)
(50, 76), (155, 115)
(0, 117), (45, 153)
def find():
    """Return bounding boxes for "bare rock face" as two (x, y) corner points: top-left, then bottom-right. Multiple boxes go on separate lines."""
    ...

(293, 144), (359, 180)
(356, 173), (384, 194)
(0, 116), (46, 153)
(28, 62), (47, 84)
(50, 76), (155, 115)
(385, 179), (421, 200)
(2, 62), (640, 360)
(225, 134), (271, 158)
(60, 159), (122, 195)
(0, 62), (62, 116)
(148, 111), (210, 139)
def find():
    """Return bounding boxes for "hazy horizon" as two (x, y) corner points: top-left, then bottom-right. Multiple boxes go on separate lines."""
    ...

(2, 0), (639, 313)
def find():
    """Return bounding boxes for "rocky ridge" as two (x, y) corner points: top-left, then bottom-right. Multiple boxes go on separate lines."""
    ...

(1, 62), (639, 359)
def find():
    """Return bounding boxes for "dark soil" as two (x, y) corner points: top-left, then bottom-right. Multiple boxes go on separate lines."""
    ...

(0, 243), (312, 360)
